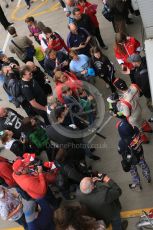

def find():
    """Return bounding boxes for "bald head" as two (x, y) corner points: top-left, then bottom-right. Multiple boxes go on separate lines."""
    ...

(80, 177), (94, 194)
(26, 61), (36, 72)
(65, 0), (74, 6)
(0, 107), (7, 118)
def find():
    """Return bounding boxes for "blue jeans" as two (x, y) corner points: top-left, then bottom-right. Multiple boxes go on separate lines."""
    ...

(0, 75), (3, 100)
(45, 188), (60, 209)
(16, 214), (28, 230)
(0, 74), (13, 101)
(24, 199), (55, 230)
(111, 214), (122, 230)
(38, 60), (45, 69)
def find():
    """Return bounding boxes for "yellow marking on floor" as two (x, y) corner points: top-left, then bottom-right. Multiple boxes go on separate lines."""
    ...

(121, 207), (153, 219)
(11, 0), (60, 21)
(4, 226), (112, 230)
(29, 2), (60, 18)
(4, 228), (23, 230)
(4, 207), (153, 230)
(11, 0), (48, 21)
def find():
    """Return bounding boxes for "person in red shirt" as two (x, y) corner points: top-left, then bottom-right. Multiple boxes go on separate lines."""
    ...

(0, 156), (16, 187)
(43, 27), (69, 53)
(54, 70), (82, 103)
(77, 0), (108, 49)
(12, 158), (61, 207)
(114, 32), (141, 83)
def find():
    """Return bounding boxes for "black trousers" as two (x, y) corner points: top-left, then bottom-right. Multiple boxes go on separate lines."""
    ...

(94, 27), (105, 47)
(0, 6), (10, 29)
(102, 74), (116, 93)
(24, 0), (31, 6)
(21, 101), (37, 117)
(58, 0), (66, 8)
(127, 0), (134, 14)
(129, 69), (136, 83)
(34, 109), (50, 125)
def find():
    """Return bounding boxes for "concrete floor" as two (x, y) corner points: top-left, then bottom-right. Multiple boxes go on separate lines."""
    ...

(0, 0), (153, 229)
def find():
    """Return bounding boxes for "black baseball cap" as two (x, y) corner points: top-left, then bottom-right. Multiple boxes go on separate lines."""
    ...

(128, 54), (141, 63)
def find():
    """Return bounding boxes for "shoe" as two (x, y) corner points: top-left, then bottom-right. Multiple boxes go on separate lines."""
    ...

(147, 178), (151, 183)
(6, 22), (14, 29)
(90, 155), (100, 160)
(0, 147), (5, 152)
(129, 183), (142, 192)
(101, 45), (108, 50)
(65, 194), (76, 200)
(90, 147), (95, 152)
(121, 220), (128, 230)
(27, 5), (31, 9)
(142, 121), (153, 133)
(9, 99), (13, 103)
(148, 117), (153, 123)
(141, 133), (149, 144)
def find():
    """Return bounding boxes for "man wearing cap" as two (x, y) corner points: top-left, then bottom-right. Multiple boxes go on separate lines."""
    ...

(127, 54), (153, 121)
(113, 78), (152, 143)
(0, 186), (28, 229)
(12, 158), (61, 208)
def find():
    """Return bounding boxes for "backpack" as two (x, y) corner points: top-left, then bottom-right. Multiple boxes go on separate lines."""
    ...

(9, 79), (24, 108)
(26, 46), (35, 59)
(3, 79), (24, 108)
(11, 40), (35, 60)
(121, 147), (138, 172)
(28, 127), (50, 153)
(102, 4), (114, 22)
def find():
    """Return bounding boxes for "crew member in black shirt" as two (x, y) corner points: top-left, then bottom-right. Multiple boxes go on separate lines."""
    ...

(26, 61), (52, 95)
(20, 65), (50, 125)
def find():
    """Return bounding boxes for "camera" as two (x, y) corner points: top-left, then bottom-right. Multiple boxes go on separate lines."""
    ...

(9, 63), (17, 69)
(28, 159), (42, 174)
(97, 173), (107, 182)
(50, 34), (56, 40)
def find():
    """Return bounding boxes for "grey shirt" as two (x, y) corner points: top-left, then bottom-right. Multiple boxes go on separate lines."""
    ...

(9, 36), (33, 61)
